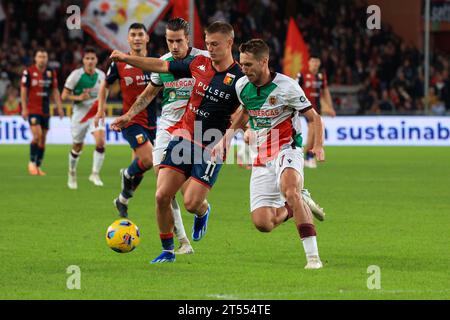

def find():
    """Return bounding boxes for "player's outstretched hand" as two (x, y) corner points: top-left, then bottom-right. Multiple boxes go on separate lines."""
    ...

(311, 147), (325, 162)
(110, 114), (131, 132)
(110, 50), (127, 62)
(211, 139), (226, 162)
(94, 111), (105, 128)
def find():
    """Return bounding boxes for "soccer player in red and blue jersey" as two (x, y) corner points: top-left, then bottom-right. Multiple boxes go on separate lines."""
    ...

(110, 21), (244, 263)
(297, 54), (336, 168)
(95, 23), (157, 217)
(21, 48), (64, 176)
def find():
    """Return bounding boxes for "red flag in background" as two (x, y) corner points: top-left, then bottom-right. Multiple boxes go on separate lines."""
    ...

(283, 18), (310, 79)
(171, 0), (205, 49)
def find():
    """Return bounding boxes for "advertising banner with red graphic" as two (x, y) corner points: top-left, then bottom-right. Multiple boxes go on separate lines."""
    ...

(82, 0), (170, 51)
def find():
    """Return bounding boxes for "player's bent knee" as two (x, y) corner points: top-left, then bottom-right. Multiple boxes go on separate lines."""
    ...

(155, 190), (172, 208)
(253, 221), (273, 233)
(251, 211), (274, 233)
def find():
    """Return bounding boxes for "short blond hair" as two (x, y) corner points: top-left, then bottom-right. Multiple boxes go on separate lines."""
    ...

(205, 21), (234, 38)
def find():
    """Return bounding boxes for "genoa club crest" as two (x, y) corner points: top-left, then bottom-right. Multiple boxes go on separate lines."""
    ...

(135, 134), (145, 145)
(223, 73), (236, 86)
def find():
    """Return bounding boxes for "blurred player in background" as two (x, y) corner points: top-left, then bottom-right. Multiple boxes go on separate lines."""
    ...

(62, 47), (106, 189)
(94, 23), (157, 218)
(297, 53), (336, 168)
(21, 48), (64, 176)
(111, 18), (208, 255)
(213, 39), (324, 269)
(110, 21), (244, 263)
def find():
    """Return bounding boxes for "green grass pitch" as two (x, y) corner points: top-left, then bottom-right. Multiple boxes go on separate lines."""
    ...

(0, 145), (449, 299)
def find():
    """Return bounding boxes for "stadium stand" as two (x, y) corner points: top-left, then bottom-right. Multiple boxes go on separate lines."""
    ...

(0, 0), (449, 115)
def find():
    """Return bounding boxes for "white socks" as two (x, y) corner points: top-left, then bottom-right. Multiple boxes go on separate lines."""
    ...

(69, 150), (81, 173)
(302, 236), (319, 258)
(119, 193), (129, 205)
(70, 148), (105, 175)
(171, 198), (187, 241)
(92, 149), (105, 174)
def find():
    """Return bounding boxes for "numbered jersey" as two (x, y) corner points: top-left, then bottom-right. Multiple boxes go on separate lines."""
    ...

(235, 72), (312, 166)
(64, 67), (105, 116)
(150, 47), (209, 133)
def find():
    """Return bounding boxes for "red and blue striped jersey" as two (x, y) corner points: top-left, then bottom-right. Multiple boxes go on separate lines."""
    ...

(106, 60), (157, 130)
(21, 65), (58, 116)
(297, 71), (328, 114)
(168, 55), (244, 148)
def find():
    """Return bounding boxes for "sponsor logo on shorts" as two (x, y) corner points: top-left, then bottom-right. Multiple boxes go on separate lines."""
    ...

(136, 134), (145, 145)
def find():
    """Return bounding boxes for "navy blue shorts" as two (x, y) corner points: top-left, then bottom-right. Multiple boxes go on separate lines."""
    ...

(160, 137), (222, 189)
(122, 124), (155, 149)
(28, 114), (50, 130)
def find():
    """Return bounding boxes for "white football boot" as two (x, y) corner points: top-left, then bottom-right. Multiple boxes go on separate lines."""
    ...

(304, 256), (323, 269)
(89, 173), (104, 186)
(68, 171), (78, 190)
(175, 242), (195, 254)
(304, 158), (317, 168)
(301, 189), (326, 221)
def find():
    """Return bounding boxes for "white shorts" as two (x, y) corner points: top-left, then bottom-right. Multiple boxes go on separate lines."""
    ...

(153, 129), (173, 166)
(71, 111), (104, 144)
(250, 147), (304, 212)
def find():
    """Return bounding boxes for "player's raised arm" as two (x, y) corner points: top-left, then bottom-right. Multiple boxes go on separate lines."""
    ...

(110, 50), (169, 73)
(302, 108), (325, 162)
(110, 82), (162, 132)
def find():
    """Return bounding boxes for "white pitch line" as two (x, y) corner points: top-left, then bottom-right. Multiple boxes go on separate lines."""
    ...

(205, 288), (450, 299)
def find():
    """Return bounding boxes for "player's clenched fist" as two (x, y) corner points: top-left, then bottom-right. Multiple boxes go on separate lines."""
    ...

(110, 50), (127, 62)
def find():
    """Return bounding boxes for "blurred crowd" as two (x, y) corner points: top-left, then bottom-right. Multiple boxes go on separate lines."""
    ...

(0, 0), (449, 116)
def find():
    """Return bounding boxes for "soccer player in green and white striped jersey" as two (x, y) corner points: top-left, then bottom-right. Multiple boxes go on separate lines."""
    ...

(112, 18), (209, 255)
(62, 47), (106, 189)
(213, 39), (325, 269)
